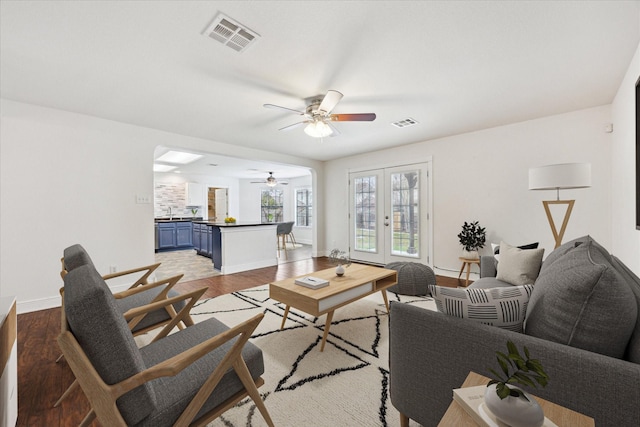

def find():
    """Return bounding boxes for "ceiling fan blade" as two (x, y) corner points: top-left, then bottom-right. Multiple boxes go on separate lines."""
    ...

(264, 104), (305, 115)
(278, 121), (309, 131)
(318, 90), (344, 114)
(330, 113), (376, 122)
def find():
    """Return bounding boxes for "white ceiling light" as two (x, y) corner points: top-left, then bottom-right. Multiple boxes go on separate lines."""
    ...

(156, 150), (203, 164)
(304, 120), (333, 138)
(153, 164), (177, 172)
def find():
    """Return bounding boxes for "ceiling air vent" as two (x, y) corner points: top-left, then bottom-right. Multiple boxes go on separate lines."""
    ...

(391, 118), (419, 128)
(203, 13), (260, 53)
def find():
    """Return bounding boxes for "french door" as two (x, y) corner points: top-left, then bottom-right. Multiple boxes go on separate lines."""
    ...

(349, 162), (431, 266)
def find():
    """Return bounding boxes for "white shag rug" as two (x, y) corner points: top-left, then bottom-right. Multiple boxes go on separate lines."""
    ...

(185, 285), (437, 427)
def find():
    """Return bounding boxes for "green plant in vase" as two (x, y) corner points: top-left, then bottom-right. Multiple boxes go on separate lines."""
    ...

(484, 341), (549, 427)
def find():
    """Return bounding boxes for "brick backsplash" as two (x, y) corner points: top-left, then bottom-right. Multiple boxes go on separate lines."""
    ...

(154, 183), (200, 217)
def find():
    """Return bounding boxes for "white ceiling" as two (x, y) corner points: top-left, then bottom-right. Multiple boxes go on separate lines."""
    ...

(2, 1), (639, 176)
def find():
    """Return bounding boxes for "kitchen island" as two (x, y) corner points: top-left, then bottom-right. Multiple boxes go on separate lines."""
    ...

(193, 221), (278, 275)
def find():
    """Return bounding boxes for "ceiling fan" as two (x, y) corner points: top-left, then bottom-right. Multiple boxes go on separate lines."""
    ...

(264, 90), (376, 138)
(250, 172), (288, 187)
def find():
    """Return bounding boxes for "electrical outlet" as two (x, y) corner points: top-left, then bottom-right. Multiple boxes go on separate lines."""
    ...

(109, 265), (117, 273)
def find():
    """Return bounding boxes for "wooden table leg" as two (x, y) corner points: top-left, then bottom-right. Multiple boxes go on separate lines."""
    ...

(381, 289), (390, 313)
(458, 262), (465, 279)
(320, 310), (335, 352)
(280, 305), (290, 330)
(465, 263), (472, 286)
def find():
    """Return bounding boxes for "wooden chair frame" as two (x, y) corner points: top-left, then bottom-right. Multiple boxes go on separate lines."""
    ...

(57, 289), (274, 427)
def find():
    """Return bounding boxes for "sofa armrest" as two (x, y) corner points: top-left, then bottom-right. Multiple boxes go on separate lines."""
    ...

(480, 255), (497, 277)
(389, 302), (640, 427)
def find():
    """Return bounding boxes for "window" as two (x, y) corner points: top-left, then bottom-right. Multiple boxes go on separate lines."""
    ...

(261, 189), (283, 223)
(296, 189), (313, 227)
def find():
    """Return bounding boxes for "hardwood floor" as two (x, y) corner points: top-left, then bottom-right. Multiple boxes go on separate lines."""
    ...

(16, 257), (461, 426)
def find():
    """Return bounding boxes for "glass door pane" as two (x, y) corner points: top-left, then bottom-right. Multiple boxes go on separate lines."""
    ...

(390, 170), (420, 257)
(354, 175), (377, 252)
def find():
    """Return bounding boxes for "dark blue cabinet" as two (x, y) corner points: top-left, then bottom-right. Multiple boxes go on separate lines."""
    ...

(193, 223), (202, 252)
(176, 222), (192, 247)
(158, 223), (177, 249)
(156, 221), (193, 251)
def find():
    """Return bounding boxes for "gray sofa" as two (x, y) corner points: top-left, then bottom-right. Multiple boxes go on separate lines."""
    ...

(389, 236), (640, 426)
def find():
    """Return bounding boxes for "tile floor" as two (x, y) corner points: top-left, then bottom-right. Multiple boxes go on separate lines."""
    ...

(154, 244), (312, 282)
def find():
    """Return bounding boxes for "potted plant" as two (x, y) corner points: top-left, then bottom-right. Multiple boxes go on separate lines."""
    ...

(457, 221), (486, 259)
(328, 249), (351, 276)
(484, 341), (549, 427)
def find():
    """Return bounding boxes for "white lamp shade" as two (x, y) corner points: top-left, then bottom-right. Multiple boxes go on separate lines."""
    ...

(304, 120), (332, 138)
(528, 163), (591, 190)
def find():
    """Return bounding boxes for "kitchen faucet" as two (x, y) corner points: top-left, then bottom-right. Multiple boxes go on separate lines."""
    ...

(168, 206), (173, 220)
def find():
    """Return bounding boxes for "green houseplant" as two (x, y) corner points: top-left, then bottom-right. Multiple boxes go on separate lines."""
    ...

(457, 221), (486, 259)
(484, 341), (549, 427)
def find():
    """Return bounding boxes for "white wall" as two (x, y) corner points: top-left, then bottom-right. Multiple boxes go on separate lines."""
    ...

(611, 40), (640, 273)
(0, 99), (324, 312)
(324, 106), (613, 273)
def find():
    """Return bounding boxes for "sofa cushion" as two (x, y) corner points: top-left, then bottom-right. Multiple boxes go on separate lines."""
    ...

(496, 241), (544, 286)
(63, 264), (156, 424)
(491, 242), (539, 262)
(428, 284), (534, 332)
(524, 240), (637, 359)
(609, 255), (640, 363)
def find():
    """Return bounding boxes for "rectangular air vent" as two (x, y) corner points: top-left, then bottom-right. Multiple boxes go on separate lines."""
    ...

(392, 118), (419, 128)
(203, 13), (260, 53)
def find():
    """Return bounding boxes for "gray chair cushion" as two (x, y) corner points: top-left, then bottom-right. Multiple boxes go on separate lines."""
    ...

(63, 243), (96, 272)
(610, 255), (640, 363)
(117, 288), (186, 333)
(384, 262), (435, 296)
(525, 239), (638, 359)
(137, 318), (265, 426)
(64, 265), (156, 425)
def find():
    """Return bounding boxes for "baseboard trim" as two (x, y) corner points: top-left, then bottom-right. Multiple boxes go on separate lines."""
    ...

(16, 282), (131, 314)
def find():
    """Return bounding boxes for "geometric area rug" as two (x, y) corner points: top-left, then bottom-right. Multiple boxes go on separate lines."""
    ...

(185, 285), (437, 427)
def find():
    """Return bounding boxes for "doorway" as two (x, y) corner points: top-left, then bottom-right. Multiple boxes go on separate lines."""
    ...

(348, 162), (432, 266)
(208, 187), (228, 222)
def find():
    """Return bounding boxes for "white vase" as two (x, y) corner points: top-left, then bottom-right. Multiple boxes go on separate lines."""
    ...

(484, 384), (544, 427)
(335, 264), (345, 276)
(462, 249), (479, 259)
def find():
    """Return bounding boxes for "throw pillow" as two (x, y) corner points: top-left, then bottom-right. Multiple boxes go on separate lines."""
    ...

(428, 284), (534, 332)
(491, 242), (539, 262)
(524, 240), (638, 359)
(496, 241), (544, 286)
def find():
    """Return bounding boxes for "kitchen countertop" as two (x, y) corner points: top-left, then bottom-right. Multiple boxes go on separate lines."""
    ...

(154, 217), (203, 222)
(193, 221), (277, 227)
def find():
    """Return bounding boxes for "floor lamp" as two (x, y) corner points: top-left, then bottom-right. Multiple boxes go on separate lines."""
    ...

(529, 163), (591, 249)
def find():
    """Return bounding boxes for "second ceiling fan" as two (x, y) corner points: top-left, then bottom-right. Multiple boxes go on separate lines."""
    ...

(264, 90), (376, 138)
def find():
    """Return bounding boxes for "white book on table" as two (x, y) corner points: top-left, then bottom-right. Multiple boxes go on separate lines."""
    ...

(294, 276), (329, 289)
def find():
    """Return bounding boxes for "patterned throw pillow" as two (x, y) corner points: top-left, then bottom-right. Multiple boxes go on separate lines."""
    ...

(428, 284), (534, 332)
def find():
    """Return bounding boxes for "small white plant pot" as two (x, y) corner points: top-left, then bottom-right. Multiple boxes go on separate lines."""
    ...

(484, 384), (544, 427)
(462, 250), (479, 259)
(335, 264), (345, 276)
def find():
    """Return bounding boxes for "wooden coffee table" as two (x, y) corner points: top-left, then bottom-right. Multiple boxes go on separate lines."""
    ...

(269, 263), (398, 351)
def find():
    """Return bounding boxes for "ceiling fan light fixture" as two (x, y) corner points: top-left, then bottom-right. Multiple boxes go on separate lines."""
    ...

(304, 120), (332, 138)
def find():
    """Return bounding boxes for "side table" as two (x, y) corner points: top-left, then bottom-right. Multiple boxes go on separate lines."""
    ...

(438, 372), (594, 426)
(458, 257), (480, 286)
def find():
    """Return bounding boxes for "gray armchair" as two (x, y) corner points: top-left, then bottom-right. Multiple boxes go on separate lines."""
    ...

(58, 263), (274, 426)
